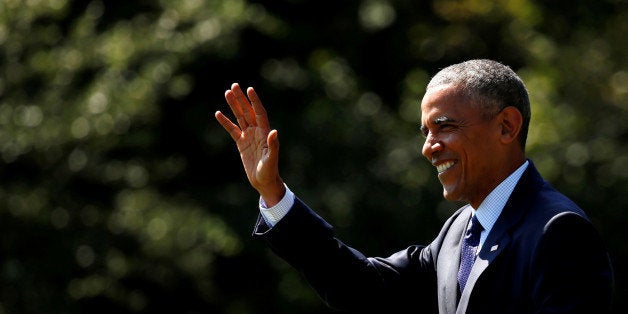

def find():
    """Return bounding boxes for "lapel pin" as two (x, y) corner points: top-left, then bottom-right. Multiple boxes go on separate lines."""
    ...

(490, 244), (499, 252)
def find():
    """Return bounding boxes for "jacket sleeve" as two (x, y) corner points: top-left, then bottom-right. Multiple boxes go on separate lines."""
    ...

(253, 197), (439, 313)
(530, 212), (614, 313)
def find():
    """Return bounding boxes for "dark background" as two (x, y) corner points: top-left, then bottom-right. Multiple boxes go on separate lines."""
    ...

(1, 0), (626, 313)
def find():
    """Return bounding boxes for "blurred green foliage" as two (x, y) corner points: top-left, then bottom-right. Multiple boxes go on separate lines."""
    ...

(0, 0), (626, 313)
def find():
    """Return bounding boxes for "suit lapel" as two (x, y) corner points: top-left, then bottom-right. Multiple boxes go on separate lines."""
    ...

(457, 231), (512, 312)
(437, 206), (472, 314)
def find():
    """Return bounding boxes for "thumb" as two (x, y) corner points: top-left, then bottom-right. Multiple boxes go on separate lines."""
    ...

(267, 129), (280, 165)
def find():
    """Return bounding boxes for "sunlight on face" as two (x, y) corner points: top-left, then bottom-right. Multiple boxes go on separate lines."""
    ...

(420, 85), (502, 207)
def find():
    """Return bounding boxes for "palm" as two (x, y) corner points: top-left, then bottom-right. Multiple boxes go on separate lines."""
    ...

(236, 125), (272, 187)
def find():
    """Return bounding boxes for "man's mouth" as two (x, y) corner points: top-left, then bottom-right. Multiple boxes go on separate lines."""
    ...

(436, 161), (456, 173)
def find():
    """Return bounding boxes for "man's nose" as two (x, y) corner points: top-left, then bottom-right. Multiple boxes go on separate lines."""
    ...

(422, 135), (443, 159)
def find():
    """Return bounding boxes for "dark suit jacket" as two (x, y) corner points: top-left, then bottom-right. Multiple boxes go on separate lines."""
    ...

(253, 161), (614, 313)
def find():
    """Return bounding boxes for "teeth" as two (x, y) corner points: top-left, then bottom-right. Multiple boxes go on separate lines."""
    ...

(436, 161), (455, 173)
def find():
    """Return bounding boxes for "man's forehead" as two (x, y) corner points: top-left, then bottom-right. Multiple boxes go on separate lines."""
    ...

(420, 87), (471, 124)
(421, 87), (456, 110)
(420, 101), (457, 123)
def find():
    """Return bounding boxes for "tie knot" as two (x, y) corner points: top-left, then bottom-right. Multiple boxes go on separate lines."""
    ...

(465, 215), (483, 245)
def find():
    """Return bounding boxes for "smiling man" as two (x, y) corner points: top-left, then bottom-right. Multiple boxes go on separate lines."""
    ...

(421, 88), (522, 208)
(215, 59), (614, 313)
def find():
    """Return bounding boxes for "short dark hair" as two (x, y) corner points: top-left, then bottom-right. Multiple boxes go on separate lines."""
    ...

(427, 59), (531, 149)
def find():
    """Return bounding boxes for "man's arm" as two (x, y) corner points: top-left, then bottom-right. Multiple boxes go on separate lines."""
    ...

(253, 196), (439, 312)
(216, 84), (439, 312)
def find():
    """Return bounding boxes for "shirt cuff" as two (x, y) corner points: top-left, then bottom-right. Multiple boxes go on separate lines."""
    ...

(259, 184), (294, 227)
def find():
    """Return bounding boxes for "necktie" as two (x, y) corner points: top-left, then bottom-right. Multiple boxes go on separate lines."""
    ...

(458, 215), (484, 292)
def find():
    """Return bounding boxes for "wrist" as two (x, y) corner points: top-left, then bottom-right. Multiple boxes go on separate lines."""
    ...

(258, 177), (285, 207)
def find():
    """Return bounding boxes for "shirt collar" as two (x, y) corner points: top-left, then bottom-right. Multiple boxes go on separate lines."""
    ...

(473, 160), (529, 233)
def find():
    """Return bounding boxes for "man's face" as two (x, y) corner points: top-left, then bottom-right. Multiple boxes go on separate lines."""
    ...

(420, 85), (502, 208)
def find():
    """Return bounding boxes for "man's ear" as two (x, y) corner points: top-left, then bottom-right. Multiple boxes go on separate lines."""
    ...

(498, 106), (523, 144)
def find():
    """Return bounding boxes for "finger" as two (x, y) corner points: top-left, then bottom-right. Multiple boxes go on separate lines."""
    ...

(215, 111), (242, 141)
(231, 83), (256, 127)
(267, 129), (280, 166)
(225, 89), (248, 129)
(247, 87), (270, 130)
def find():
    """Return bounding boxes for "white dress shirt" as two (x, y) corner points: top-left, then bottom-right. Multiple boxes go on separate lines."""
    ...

(259, 184), (294, 227)
(473, 160), (529, 251)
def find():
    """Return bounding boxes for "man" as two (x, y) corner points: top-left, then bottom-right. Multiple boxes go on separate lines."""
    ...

(215, 59), (614, 313)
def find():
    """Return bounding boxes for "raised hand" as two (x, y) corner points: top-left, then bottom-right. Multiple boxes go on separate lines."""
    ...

(215, 83), (285, 207)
